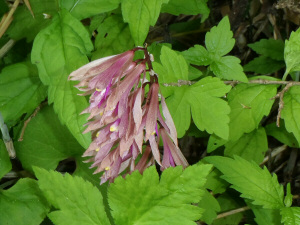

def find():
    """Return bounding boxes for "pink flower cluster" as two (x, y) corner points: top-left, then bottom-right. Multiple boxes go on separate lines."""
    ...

(69, 48), (188, 184)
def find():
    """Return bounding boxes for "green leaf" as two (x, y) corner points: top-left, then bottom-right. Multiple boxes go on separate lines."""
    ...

(207, 134), (227, 153)
(248, 39), (284, 60)
(7, 0), (59, 41)
(15, 105), (84, 172)
(266, 122), (299, 148)
(165, 77), (231, 139)
(244, 56), (285, 74)
(224, 127), (268, 164)
(161, 0), (209, 21)
(121, 0), (166, 45)
(0, 0), (8, 17)
(206, 156), (284, 209)
(0, 178), (50, 225)
(0, 62), (47, 126)
(281, 207), (300, 225)
(34, 167), (111, 225)
(284, 28), (300, 77)
(31, 10), (93, 148)
(210, 56), (248, 82)
(59, 0), (120, 20)
(281, 86), (300, 144)
(249, 204), (281, 225)
(0, 140), (12, 180)
(227, 83), (277, 141)
(92, 14), (134, 59)
(188, 77), (231, 139)
(181, 45), (212, 66)
(153, 46), (189, 97)
(204, 165), (229, 194)
(205, 16), (235, 57)
(198, 189), (220, 224)
(108, 164), (212, 225)
(212, 193), (243, 225)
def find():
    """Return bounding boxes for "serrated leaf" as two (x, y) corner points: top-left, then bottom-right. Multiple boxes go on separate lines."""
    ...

(198, 189), (220, 224)
(266, 122), (299, 148)
(244, 56), (285, 74)
(34, 167), (111, 225)
(0, 62), (47, 126)
(248, 39), (284, 60)
(15, 105), (84, 172)
(0, 178), (50, 225)
(212, 193), (243, 225)
(210, 55), (248, 82)
(108, 164), (212, 225)
(225, 127), (268, 164)
(205, 16), (235, 56)
(121, 0), (166, 45)
(31, 10), (93, 148)
(92, 14), (134, 59)
(281, 86), (300, 144)
(7, 0), (59, 41)
(161, 0), (209, 21)
(153, 46), (189, 97)
(249, 204), (281, 225)
(203, 164), (229, 194)
(59, 0), (120, 20)
(227, 83), (277, 141)
(281, 207), (300, 225)
(206, 156), (284, 209)
(207, 134), (227, 153)
(0, 140), (12, 179)
(181, 45), (212, 66)
(165, 77), (231, 139)
(284, 28), (300, 76)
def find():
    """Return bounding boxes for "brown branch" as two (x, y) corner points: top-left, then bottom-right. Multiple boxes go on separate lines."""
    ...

(216, 206), (250, 219)
(0, 0), (20, 38)
(18, 105), (41, 141)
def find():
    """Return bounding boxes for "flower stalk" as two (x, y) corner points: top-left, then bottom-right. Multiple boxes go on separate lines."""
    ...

(69, 47), (188, 184)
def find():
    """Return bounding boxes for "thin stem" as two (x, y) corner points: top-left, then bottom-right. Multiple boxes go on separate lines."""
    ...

(0, 39), (15, 59)
(216, 206), (250, 219)
(0, 112), (15, 158)
(282, 70), (289, 81)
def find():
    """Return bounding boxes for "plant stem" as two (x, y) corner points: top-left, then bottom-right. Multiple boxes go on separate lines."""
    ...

(0, 112), (15, 158)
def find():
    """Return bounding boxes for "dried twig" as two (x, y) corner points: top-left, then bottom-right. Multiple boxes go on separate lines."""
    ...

(261, 145), (288, 165)
(216, 206), (250, 219)
(0, 112), (16, 158)
(0, 0), (20, 38)
(0, 39), (15, 59)
(18, 106), (41, 141)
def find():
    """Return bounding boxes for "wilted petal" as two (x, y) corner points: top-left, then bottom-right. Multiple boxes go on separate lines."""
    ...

(145, 83), (159, 140)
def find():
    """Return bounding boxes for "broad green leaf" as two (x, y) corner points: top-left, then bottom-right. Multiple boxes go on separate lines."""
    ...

(7, 0), (59, 41)
(212, 193), (243, 225)
(121, 0), (167, 45)
(227, 83), (277, 141)
(166, 87), (191, 137)
(161, 0), (209, 21)
(34, 167), (111, 225)
(284, 28), (300, 77)
(281, 86), (300, 144)
(0, 178), (50, 225)
(108, 165), (212, 225)
(249, 204), (281, 225)
(92, 14), (134, 59)
(32, 10), (93, 148)
(281, 207), (300, 225)
(181, 45), (212, 66)
(165, 77), (231, 139)
(225, 127), (268, 164)
(59, 0), (120, 20)
(188, 65), (203, 80)
(210, 56), (248, 82)
(15, 105), (84, 172)
(188, 77), (231, 139)
(205, 16), (235, 57)
(0, 62), (47, 126)
(0, 0), (8, 17)
(206, 156), (284, 209)
(153, 46), (189, 97)
(0, 140), (11, 179)
(248, 39), (284, 60)
(204, 166), (228, 194)
(207, 134), (227, 153)
(266, 122), (299, 148)
(244, 56), (285, 74)
(198, 189), (220, 224)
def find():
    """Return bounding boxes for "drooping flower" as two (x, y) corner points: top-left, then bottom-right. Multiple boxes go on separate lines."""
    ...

(69, 48), (188, 184)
